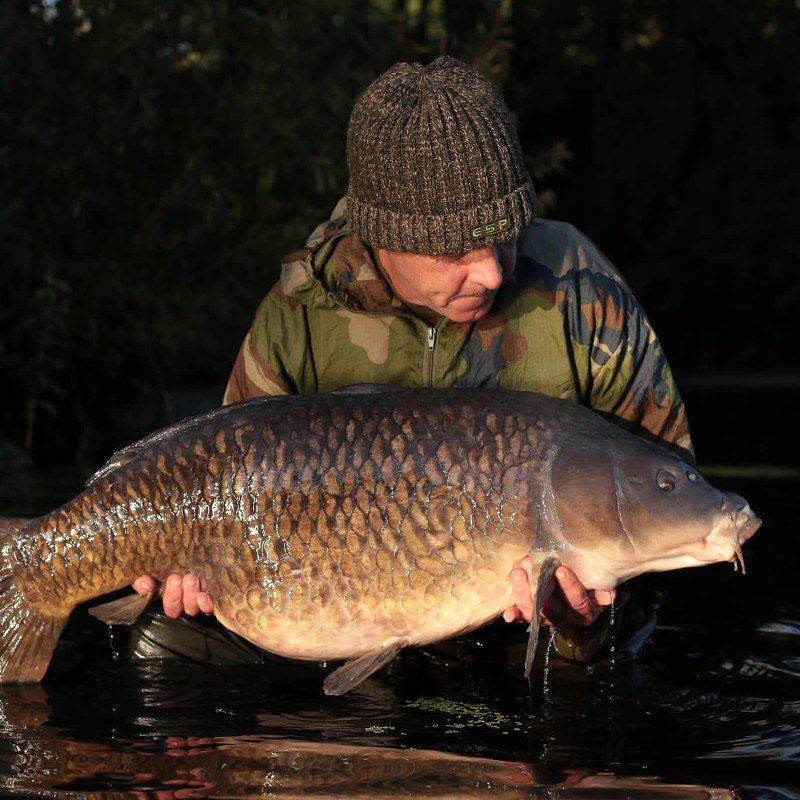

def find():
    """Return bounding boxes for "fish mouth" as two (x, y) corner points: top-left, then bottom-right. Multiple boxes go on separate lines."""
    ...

(703, 492), (762, 574)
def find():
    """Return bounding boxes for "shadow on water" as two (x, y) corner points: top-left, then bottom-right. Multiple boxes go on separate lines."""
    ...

(0, 468), (798, 797)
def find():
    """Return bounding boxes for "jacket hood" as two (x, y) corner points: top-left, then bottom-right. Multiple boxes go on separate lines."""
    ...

(278, 196), (407, 316)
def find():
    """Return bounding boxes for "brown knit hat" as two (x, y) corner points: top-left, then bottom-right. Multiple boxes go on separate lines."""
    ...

(346, 55), (536, 256)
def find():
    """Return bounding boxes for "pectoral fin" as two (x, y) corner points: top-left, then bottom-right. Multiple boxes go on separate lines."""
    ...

(89, 592), (154, 625)
(323, 639), (408, 696)
(524, 554), (560, 677)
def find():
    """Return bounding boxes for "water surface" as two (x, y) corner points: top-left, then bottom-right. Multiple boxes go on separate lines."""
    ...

(0, 472), (796, 799)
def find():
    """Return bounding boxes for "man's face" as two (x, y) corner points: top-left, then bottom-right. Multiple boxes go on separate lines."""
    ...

(375, 239), (518, 323)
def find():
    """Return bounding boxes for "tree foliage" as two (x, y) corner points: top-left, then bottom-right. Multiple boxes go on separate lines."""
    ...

(1, 0), (797, 463)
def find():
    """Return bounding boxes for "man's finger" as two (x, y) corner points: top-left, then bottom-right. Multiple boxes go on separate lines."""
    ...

(182, 574), (201, 616)
(554, 566), (594, 622)
(162, 574), (184, 618)
(197, 592), (214, 615)
(510, 568), (533, 621)
(186, 737), (215, 747)
(165, 737), (189, 749)
(541, 590), (570, 630)
(588, 588), (616, 606)
(507, 559), (559, 624)
(133, 575), (157, 595)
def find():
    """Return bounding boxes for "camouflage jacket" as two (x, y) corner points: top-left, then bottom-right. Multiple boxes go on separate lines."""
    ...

(224, 196), (693, 462)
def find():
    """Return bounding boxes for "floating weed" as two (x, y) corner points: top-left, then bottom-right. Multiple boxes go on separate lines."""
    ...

(364, 725), (395, 733)
(404, 698), (521, 733)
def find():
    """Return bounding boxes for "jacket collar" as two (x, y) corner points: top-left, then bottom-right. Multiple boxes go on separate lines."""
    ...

(325, 231), (406, 315)
(278, 198), (414, 317)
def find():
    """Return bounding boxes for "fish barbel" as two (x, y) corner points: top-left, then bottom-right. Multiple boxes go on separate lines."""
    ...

(0, 386), (761, 692)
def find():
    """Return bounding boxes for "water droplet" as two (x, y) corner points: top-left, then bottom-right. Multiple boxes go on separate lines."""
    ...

(107, 626), (119, 661)
(606, 599), (620, 672)
(542, 627), (557, 700)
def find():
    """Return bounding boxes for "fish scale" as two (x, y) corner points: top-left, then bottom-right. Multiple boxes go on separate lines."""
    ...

(90, 392), (526, 652)
(0, 386), (761, 692)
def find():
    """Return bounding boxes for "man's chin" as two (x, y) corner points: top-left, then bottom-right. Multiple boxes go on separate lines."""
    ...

(442, 309), (487, 323)
(443, 298), (493, 323)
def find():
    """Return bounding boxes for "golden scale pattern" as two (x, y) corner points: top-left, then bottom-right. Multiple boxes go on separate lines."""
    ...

(18, 390), (554, 650)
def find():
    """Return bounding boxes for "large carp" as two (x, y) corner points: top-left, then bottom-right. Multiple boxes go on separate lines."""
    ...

(0, 386), (760, 693)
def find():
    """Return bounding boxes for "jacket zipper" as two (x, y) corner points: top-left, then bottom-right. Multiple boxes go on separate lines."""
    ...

(328, 290), (445, 387)
(424, 319), (445, 387)
(426, 326), (436, 386)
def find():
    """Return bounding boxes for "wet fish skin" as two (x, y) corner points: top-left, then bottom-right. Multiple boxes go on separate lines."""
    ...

(0, 386), (761, 687)
(2, 388), (543, 681)
(545, 425), (761, 590)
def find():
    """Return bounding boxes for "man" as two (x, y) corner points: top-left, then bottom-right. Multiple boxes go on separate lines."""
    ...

(130, 55), (692, 664)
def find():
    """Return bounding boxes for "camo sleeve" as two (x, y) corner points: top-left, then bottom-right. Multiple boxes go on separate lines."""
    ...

(585, 281), (695, 464)
(222, 292), (298, 405)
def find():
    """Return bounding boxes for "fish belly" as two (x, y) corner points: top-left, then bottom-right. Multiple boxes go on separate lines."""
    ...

(210, 563), (519, 661)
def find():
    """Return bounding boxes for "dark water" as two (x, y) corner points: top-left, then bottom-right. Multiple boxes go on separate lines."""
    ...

(0, 468), (797, 799)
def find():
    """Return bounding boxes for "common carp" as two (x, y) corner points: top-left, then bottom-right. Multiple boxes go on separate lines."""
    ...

(0, 386), (761, 693)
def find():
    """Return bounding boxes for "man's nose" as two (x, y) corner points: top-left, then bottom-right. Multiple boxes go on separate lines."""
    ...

(468, 252), (504, 291)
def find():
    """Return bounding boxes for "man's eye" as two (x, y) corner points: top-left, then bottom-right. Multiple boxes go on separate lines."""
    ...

(657, 470), (676, 492)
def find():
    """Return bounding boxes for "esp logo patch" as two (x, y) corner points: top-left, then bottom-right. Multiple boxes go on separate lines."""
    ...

(471, 217), (510, 240)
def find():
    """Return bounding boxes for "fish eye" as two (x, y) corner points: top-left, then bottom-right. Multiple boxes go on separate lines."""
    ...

(657, 469), (676, 492)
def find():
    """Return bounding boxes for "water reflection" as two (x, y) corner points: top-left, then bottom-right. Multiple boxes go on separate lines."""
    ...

(0, 685), (740, 800)
(0, 478), (797, 798)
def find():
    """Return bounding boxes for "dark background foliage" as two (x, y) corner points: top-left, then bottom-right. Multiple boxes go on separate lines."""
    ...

(2, 0), (798, 468)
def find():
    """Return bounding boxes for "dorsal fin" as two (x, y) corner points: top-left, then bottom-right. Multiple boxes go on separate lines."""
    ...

(86, 387), (403, 487)
(85, 406), (227, 486)
(85, 396), (289, 486)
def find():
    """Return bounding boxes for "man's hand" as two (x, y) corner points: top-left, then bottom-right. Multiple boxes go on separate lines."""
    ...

(502, 558), (615, 634)
(132, 574), (214, 619)
(135, 562), (608, 631)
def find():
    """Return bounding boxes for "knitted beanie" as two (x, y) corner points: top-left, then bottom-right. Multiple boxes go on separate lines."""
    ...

(346, 55), (536, 256)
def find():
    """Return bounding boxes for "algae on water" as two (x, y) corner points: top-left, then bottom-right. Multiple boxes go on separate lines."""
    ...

(405, 698), (523, 732)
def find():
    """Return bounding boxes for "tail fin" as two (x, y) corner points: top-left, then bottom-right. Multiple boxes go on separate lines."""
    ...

(1, 520), (69, 683)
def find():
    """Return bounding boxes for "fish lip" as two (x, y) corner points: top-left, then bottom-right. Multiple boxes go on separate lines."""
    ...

(740, 514), (762, 541)
(701, 507), (761, 571)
